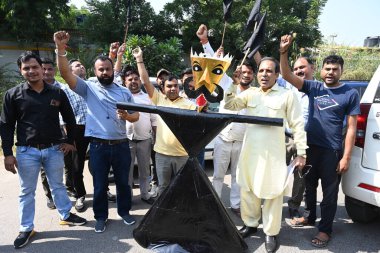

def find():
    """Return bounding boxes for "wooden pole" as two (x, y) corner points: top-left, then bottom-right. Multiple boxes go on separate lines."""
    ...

(123, 23), (129, 44)
(220, 21), (227, 47)
(239, 48), (250, 68)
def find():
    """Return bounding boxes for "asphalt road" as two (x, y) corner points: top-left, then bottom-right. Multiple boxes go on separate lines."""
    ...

(0, 159), (379, 253)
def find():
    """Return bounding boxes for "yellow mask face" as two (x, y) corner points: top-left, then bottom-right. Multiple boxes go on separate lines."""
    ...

(190, 50), (232, 93)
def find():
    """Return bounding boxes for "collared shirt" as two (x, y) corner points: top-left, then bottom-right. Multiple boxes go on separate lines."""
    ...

(0, 82), (77, 156)
(53, 81), (87, 125)
(150, 89), (196, 156)
(74, 77), (135, 140)
(126, 91), (157, 140)
(224, 83), (307, 198)
(218, 84), (248, 142)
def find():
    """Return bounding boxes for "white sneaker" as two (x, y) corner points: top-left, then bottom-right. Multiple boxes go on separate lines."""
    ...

(75, 196), (85, 212)
(149, 184), (158, 198)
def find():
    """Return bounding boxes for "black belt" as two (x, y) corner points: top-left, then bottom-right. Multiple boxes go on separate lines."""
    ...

(91, 138), (128, 145)
(130, 139), (144, 143)
(29, 143), (59, 150)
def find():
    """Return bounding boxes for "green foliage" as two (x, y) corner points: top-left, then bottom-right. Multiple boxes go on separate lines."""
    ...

(81, 0), (178, 46)
(314, 45), (380, 80)
(0, 63), (22, 107)
(163, 0), (327, 63)
(0, 0), (70, 42)
(124, 35), (185, 76)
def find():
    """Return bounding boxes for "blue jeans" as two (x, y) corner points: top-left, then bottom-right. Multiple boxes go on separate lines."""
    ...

(90, 141), (132, 221)
(16, 145), (72, 232)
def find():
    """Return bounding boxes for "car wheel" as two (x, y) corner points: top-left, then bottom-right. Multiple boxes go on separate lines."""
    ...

(345, 195), (378, 223)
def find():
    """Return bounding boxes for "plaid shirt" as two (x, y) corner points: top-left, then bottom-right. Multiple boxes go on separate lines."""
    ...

(54, 81), (87, 125)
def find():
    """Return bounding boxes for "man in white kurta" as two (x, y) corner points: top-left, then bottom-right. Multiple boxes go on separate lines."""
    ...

(224, 57), (307, 252)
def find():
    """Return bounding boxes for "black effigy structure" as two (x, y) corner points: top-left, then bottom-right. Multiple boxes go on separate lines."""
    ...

(117, 102), (283, 253)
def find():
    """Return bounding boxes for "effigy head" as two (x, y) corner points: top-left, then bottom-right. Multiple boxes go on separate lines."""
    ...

(190, 49), (233, 95)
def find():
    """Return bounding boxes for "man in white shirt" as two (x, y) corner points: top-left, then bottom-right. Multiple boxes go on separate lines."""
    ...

(121, 67), (157, 205)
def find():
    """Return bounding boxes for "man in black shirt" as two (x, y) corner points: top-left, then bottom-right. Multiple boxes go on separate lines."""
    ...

(0, 51), (87, 249)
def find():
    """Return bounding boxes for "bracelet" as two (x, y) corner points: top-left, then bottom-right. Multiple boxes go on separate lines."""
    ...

(279, 49), (288, 55)
(55, 49), (67, 57)
(136, 61), (144, 64)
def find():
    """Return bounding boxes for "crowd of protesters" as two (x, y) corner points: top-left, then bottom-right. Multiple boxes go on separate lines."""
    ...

(0, 27), (359, 252)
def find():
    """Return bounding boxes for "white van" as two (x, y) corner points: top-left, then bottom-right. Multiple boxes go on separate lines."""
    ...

(342, 65), (380, 223)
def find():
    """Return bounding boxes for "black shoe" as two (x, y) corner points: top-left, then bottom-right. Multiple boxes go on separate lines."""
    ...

(107, 191), (116, 202)
(141, 197), (155, 205)
(231, 207), (241, 217)
(59, 212), (87, 226)
(67, 190), (76, 198)
(238, 225), (257, 238)
(14, 230), (35, 249)
(265, 235), (279, 253)
(289, 208), (301, 219)
(46, 198), (56, 210)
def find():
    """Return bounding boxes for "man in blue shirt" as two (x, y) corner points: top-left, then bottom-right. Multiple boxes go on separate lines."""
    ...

(280, 35), (360, 248)
(54, 31), (140, 233)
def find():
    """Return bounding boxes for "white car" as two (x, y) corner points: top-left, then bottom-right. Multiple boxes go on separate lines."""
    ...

(342, 65), (380, 223)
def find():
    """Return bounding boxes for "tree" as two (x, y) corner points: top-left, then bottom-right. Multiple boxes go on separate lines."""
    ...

(162, 0), (327, 63)
(82, 0), (178, 46)
(0, 0), (70, 43)
(124, 34), (185, 76)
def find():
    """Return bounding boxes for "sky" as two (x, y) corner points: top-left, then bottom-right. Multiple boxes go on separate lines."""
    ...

(70, 0), (379, 47)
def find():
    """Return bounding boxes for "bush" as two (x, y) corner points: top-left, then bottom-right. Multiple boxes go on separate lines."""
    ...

(313, 45), (380, 80)
(0, 63), (22, 107)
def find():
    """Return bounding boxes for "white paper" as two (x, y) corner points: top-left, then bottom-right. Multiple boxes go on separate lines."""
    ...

(283, 160), (297, 192)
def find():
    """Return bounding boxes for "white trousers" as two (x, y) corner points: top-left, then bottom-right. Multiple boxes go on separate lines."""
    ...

(212, 136), (242, 209)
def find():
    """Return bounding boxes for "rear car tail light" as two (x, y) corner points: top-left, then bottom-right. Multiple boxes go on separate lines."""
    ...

(355, 103), (371, 148)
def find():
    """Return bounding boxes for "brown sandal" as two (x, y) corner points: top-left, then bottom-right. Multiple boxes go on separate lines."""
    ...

(287, 217), (315, 227)
(311, 232), (330, 248)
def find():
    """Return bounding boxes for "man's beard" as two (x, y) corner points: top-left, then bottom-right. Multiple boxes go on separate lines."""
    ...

(97, 74), (114, 86)
(240, 80), (251, 86)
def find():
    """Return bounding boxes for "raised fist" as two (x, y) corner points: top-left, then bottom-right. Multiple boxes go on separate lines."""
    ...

(53, 31), (70, 49)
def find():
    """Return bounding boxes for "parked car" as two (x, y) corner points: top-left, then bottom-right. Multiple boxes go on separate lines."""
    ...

(341, 65), (380, 223)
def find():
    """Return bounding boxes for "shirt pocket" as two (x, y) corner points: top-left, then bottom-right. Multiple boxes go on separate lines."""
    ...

(264, 101), (283, 117)
(247, 101), (259, 114)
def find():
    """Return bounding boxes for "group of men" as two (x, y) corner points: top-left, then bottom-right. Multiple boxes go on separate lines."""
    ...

(0, 27), (359, 253)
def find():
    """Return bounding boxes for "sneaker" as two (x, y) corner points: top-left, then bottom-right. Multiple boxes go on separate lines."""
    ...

(107, 191), (116, 202)
(14, 230), (35, 249)
(141, 197), (155, 205)
(59, 212), (87, 226)
(95, 219), (107, 233)
(122, 214), (136, 225)
(75, 196), (86, 212)
(46, 197), (56, 210)
(149, 184), (158, 198)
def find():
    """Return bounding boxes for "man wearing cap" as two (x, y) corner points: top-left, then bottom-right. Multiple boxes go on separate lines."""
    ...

(156, 68), (170, 94)
(133, 47), (196, 196)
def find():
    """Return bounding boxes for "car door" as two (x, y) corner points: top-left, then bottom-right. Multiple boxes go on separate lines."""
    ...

(362, 67), (380, 171)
